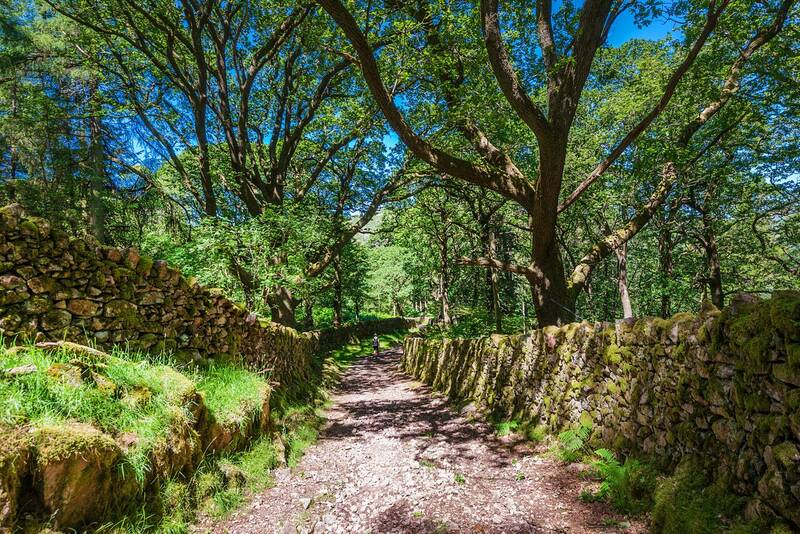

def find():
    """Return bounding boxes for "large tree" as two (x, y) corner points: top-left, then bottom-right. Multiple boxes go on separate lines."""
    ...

(319, 0), (796, 325)
(48, 0), (413, 325)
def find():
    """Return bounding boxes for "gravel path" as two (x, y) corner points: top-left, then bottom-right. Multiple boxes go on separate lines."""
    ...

(209, 346), (646, 533)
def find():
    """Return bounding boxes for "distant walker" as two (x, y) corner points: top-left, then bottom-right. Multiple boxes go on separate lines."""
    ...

(372, 334), (379, 357)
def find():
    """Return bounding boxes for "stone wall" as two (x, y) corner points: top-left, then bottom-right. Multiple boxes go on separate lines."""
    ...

(0, 204), (410, 392)
(402, 293), (800, 526)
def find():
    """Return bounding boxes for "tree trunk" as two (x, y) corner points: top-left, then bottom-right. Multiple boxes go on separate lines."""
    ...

(615, 242), (633, 319)
(659, 223), (674, 318)
(333, 256), (343, 328)
(10, 79), (18, 181)
(87, 78), (109, 243)
(486, 228), (502, 332)
(529, 137), (573, 326)
(438, 237), (452, 326)
(528, 245), (574, 326)
(268, 285), (297, 328)
(301, 299), (314, 330)
(702, 212), (724, 308)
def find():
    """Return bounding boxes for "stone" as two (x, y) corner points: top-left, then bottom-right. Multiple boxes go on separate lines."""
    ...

(140, 291), (165, 305)
(0, 274), (24, 289)
(27, 275), (56, 294)
(105, 248), (122, 263)
(0, 427), (30, 530)
(124, 247), (140, 269)
(104, 299), (137, 318)
(3, 364), (36, 376)
(47, 363), (83, 387)
(41, 310), (72, 331)
(24, 297), (51, 314)
(774, 364), (800, 387)
(32, 424), (121, 530)
(67, 299), (100, 317)
(92, 372), (116, 396)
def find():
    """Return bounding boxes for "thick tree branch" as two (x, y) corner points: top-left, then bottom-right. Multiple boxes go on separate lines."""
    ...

(480, 0), (551, 139)
(318, 0), (536, 210)
(558, 0), (729, 213)
(458, 256), (533, 276)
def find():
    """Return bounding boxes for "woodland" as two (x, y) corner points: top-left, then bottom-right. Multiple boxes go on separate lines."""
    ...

(1, 0), (798, 333)
(2, 1), (800, 532)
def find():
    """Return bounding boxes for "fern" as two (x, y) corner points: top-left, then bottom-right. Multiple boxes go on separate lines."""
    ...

(589, 448), (654, 515)
(555, 422), (592, 462)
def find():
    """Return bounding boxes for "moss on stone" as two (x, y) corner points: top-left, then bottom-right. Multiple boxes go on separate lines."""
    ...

(769, 291), (800, 338)
(604, 343), (632, 365)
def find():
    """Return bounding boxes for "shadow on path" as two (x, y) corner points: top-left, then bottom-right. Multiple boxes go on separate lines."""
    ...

(211, 345), (646, 534)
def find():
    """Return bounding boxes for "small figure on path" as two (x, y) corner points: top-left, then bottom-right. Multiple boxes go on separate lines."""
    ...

(372, 333), (379, 357)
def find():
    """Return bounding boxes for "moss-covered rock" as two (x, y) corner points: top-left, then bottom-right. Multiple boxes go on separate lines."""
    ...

(32, 423), (121, 529)
(0, 427), (30, 530)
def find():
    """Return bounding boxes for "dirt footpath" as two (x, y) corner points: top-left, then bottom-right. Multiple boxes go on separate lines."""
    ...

(208, 346), (646, 533)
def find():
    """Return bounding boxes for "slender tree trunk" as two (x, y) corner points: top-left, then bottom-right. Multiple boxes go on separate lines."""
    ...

(486, 227), (502, 332)
(333, 256), (343, 327)
(268, 285), (297, 328)
(659, 221), (674, 318)
(10, 79), (18, 181)
(192, 99), (217, 217)
(302, 299), (314, 330)
(438, 236), (452, 326)
(615, 242), (633, 319)
(702, 212), (724, 308)
(87, 78), (109, 243)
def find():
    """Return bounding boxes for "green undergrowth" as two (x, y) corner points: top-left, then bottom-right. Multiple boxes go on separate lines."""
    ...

(421, 308), (528, 339)
(488, 416), (548, 443)
(95, 329), (409, 532)
(650, 458), (789, 534)
(0, 341), (192, 483)
(487, 417), (788, 532)
(192, 364), (268, 428)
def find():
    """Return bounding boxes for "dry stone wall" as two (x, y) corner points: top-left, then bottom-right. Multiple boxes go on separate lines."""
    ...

(0, 204), (411, 392)
(402, 293), (800, 527)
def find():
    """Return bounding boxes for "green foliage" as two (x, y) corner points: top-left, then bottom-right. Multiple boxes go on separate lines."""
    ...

(493, 419), (520, 437)
(0, 342), (189, 482)
(554, 422), (593, 463)
(588, 449), (656, 515)
(192, 364), (268, 428)
(650, 458), (773, 533)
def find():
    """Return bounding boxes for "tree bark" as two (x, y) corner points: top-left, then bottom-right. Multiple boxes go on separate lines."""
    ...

(486, 227), (502, 332)
(438, 238), (453, 326)
(333, 255), (343, 328)
(87, 78), (109, 243)
(701, 209), (724, 308)
(302, 299), (315, 331)
(527, 249), (574, 326)
(659, 216), (674, 318)
(615, 242), (633, 318)
(268, 285), (297, 328)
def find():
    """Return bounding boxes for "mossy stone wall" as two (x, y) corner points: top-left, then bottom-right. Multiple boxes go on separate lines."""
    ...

(402, 293), (800, 527)
(0, 204), (412, 391)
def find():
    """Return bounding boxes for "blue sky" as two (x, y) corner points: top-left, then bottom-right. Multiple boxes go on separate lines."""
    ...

(607, 10), (680, 46)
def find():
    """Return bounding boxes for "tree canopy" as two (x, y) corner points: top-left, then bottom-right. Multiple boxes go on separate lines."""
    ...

(1, 0), (798, 331)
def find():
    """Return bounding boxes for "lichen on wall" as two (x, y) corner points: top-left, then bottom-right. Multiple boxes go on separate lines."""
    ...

(402, 292), (800, 527)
